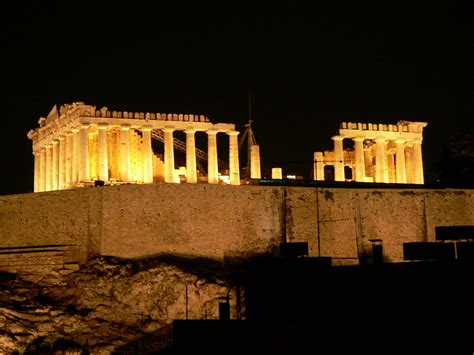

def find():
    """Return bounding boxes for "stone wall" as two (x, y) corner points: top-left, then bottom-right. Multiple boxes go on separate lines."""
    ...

(100, 184), (284, 261)
(0, 189), (101, 263)
(1, 184), (473, 267)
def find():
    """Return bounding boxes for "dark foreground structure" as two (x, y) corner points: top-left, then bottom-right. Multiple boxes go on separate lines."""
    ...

(115, 248), (474, 355)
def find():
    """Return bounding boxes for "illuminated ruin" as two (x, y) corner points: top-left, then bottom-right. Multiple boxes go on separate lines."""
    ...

(313, 121), (428, 184)
(27, 103), (428, 190)
(27, 102), (241, 192)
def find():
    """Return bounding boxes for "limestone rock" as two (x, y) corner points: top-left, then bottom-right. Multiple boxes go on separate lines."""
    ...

(0, 256), (236, 353)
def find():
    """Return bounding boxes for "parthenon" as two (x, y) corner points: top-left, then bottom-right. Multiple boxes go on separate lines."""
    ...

(313, 121), (428, 184)
(27, 102), (241, 192)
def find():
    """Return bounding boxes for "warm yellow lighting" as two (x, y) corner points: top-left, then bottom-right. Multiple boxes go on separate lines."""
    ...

(271, 168), (283, 179)
(28, 102), (241, 191)
(314, 121), (427, 184)
(219, 175), (231, 184)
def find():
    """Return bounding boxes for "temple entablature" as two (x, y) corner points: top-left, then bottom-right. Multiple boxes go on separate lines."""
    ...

(338, 121), (427, 141)
(314, 120), (428, 185)
(29, 103), (235, 152)
(28, 102), (241, 192)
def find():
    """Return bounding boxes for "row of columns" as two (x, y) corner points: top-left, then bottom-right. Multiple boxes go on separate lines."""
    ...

(314, 136), (424, 184)
(34, 124), (154, 192)
(34, 126), (240, 192)
(163, 128), (240, 185)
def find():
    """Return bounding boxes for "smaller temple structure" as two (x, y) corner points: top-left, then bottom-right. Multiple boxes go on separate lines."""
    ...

(313, 121), (428, 184)
(27, 102), (241, 192)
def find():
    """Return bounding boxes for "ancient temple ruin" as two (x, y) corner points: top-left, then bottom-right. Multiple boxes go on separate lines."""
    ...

(27, 102), (241, 192)
(313, 121), (427, 184)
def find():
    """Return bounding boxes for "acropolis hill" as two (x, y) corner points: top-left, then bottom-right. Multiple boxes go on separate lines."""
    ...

(0, 102), (473, 272)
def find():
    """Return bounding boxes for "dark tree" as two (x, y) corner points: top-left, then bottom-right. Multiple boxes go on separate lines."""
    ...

(434, 134), (474, 187)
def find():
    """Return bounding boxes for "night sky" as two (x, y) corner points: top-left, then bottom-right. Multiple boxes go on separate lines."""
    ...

(4, 1), (473, 195)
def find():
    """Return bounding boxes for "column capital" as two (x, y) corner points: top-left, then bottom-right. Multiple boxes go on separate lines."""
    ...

(207, 129), (218, 135)
(395, 138), (407, 144)
(352, 136), (365, 142)
(141, 126), (153, 132)
(331, 135), (344, 141)
(227, 130), (240, 136)
(80, 123), (90, 129)
(374, 137), (386, 143)
(162, 127), (175, 133)
(58, 135), (66, 141)
(120, 125), (131, 131)
(410, 138), (422, 144)
(184, 128), (197, 134)
(52, 139), (59, 145)
(71, 127), (79, 133)
(98, 123), (109, 130)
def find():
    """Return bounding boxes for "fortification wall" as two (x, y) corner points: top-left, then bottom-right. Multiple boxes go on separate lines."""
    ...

(100, 184), (284, 261)
(0, 188), (102, 263)
(285, 188), (473, 264)
(1, 184), (473, 266)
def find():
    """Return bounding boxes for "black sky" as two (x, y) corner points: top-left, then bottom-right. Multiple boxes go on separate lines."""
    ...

(3, 1), (473, 195)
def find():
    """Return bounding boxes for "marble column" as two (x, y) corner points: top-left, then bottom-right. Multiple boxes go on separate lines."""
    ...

(58, 136), (66, 190)
(88, 131), (98, 181)
(45, 144), (52, 191)
(185, 129), (197, 183)
(52, 140), (59, 190)
(163, 128), (175, 183)
(412, 139), (424, 184)
(120, 126), (131, 182)
(375, 137), (388, 183)
(65, 132), (73, 188)
(71, 128), (79, 185)
(250, 144), (261, 179)
(228, 130), (240, 185)
(332, 135), (345, 181)
(142, 127), (153, 184)
(78, 125), (90, 182)
(39, 148), (46, 192)
(98, 125), (109, 182)
(353, 137), (366, 182)
(207, 130), (219, 184)
(364, 146), (374, 182)
(387, 151), (396, 183)
(313, 152), (324, 181)
(384, 141), (390, 183)
(395, 139), (407, 184)
(33, 151), (40, 192)
(405, 144), (414, 184)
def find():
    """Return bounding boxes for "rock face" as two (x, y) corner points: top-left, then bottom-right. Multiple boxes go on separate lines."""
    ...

(0, 256), (236, 353)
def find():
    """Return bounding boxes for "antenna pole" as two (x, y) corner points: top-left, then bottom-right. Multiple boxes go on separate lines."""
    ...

(247, 90), (255, 144)
(248, 91), (252, 123)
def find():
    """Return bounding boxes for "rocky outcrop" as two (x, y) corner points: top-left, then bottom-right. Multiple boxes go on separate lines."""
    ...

(0, 255), (237, 353)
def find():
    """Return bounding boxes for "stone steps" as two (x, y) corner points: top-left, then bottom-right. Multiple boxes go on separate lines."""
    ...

(0, 245), (80, 274)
